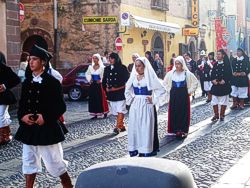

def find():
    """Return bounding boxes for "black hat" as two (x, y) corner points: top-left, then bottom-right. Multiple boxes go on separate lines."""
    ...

(208, 52), (215, 56)
(30, 45), (52, 62)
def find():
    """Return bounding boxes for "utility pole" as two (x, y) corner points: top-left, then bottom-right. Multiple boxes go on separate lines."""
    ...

(54, 0), (58, 68)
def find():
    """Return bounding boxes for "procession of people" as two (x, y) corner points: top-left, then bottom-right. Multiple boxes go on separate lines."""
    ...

(2, 42), (250, 187)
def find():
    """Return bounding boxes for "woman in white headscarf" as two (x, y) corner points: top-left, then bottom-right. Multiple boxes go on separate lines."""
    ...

(86, 53), (109, 119)
(125, 57), (167, 157)
(163, 56), (198, 139)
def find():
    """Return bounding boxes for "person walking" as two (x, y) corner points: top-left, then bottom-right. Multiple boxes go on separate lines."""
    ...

(86, 53), (109, 119)
(164, 56), (198, 139)
(0, 52), (20, 145)
(153, 53), (164, 79)
(125, 57), (166, 157)
(210, 49), (232, 121)
(197, 50), (207, 96)
(102, 52), (129, 134)
(15, 45), (73, 188)
(230, 48), (250, 110)
(127, 53), (140, 73)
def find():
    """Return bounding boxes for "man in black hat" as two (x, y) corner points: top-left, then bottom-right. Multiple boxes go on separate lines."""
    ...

(102, 52), (129, 134)
(15, 45), (73, 188)
(230, 48), (250, 110)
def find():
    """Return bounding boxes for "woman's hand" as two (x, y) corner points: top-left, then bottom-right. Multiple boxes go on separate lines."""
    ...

(36, 114), (45, 126)
(240, 72), (246, 76)
(219, 80), (225, 85)
(146, 96), (153, 104)
(212, 80), (218, 85)
(21, 114), (35, 125)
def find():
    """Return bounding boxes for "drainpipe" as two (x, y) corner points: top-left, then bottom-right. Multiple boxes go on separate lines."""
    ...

(54, 0), (58, 68)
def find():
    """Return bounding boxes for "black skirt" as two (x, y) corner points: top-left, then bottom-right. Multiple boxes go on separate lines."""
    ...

(88, 82), (109, 116)
(168, 87), (190, 134)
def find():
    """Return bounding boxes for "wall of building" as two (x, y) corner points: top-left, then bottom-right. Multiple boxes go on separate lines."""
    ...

(120, 2), (168, 66)
(0, 1), (7, 56)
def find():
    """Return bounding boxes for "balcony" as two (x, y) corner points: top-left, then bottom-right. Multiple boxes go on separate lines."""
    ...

(151, 0), (169, 11)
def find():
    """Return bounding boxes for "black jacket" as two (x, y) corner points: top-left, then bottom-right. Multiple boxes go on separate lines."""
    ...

(102, 64), (129, 101)
(210, 61), (232, 96)
(231, 57), (250, 87)
(0, 63), (20, 105)
(203, 62), (212, 81)
(15, 72), (66, 146)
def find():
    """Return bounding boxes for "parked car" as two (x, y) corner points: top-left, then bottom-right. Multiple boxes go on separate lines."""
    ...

(62, 64), (90, 101)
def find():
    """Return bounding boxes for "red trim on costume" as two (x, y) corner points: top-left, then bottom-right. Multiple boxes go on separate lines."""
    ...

(167, 99), (172, 133)
(101, 85), (109, 113)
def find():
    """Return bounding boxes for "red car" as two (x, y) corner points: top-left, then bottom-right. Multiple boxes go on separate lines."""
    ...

(62, 64), (90, 101)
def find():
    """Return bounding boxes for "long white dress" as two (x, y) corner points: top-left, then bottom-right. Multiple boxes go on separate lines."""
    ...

(126, 77), (165, 154)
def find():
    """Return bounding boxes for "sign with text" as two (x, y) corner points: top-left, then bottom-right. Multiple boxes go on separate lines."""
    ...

(183, 27), (199, 36)
(82, 16), (118, 24)
(191, 0), (199, 27)
(120, 12), (130, 26)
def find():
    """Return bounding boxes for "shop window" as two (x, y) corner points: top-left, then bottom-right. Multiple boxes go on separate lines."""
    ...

(151, 0), (169, 11)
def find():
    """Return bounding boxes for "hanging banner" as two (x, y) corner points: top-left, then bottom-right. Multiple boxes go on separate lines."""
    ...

(226, 15), (237, 53)
(215, 18), (227, 51)
(191, 0), (199, 27)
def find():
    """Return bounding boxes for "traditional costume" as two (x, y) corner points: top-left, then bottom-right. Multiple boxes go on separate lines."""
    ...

(125, 57), (167, 157)
(199, 59), (213, 102)
(230, 48), (250, 109)
(0, 52), (20, 145)
(164, 56), (198, 138)
(15, 45), (72, 188)
(210, 50), (232, 121)
(102, 53), (129, 134)
(86, 54), (109, 118)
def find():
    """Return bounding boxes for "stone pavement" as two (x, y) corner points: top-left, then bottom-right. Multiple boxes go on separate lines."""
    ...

(1, 95), (250, 187)
(211, 149), (250, 188)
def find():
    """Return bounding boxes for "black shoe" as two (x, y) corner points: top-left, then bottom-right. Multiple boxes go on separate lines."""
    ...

(220, 116), (225, 121)
(113, 128), (120, 135)
(120, 127), (126, 132)
(206, 99), (211, 103)
(211, 116), (219, 122)
(103, 114), (107, 119)
(230, 105), (238, 110)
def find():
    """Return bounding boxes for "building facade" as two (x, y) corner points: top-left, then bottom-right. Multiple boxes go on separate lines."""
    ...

(0, 0), (21, 69)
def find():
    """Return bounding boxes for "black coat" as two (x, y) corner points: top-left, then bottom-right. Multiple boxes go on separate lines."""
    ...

(231, 57), (250, 87)
(210, 61), (232, 96)
(15, 72), (66, 146)
(102, 64), (129, 101)
(203, 62), (212, 81)
(188, 59), (197, 74)
(0, 63), (20, 105)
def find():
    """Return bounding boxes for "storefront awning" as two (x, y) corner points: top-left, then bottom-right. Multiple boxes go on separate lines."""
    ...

(132, 15), (180, 33)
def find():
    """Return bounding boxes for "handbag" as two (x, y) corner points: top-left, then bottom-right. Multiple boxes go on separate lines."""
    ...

(0, 89), (17, 105)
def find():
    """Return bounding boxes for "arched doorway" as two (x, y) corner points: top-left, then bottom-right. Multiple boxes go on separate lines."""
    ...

(21, 29), (53, 53)
(189, 41), (196, 60)
(199, 40), (207, 52)
(22, 35), (48, 52)
(152, 33), (164, 62)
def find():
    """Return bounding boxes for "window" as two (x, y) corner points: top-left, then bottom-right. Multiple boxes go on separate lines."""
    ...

(151, 0), (169, 11)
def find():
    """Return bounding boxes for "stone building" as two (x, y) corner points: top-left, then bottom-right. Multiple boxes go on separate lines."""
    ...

(0, 0), (21, 69)
(20, 0), (120, 70)
(21, 0), (224, 70)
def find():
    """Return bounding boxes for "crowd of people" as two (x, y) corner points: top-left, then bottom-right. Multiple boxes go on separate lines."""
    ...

(1, 44), (250, 187)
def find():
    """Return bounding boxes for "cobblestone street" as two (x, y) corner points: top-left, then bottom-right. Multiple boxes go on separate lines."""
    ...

(0, 95), (250, 187)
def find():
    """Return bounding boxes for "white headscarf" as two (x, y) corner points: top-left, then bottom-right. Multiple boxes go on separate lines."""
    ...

(92, 53), (105, 68)
(172, 56), (190, 72)
(126, 57), (163, 91)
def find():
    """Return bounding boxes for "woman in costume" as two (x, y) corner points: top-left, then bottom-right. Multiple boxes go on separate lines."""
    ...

(230, 48), (250, 110)
(210, 49), (232, 121)
(86, 53), (109, 119)
(125, 57), (167, 157)
(164, 56), (198, 139)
